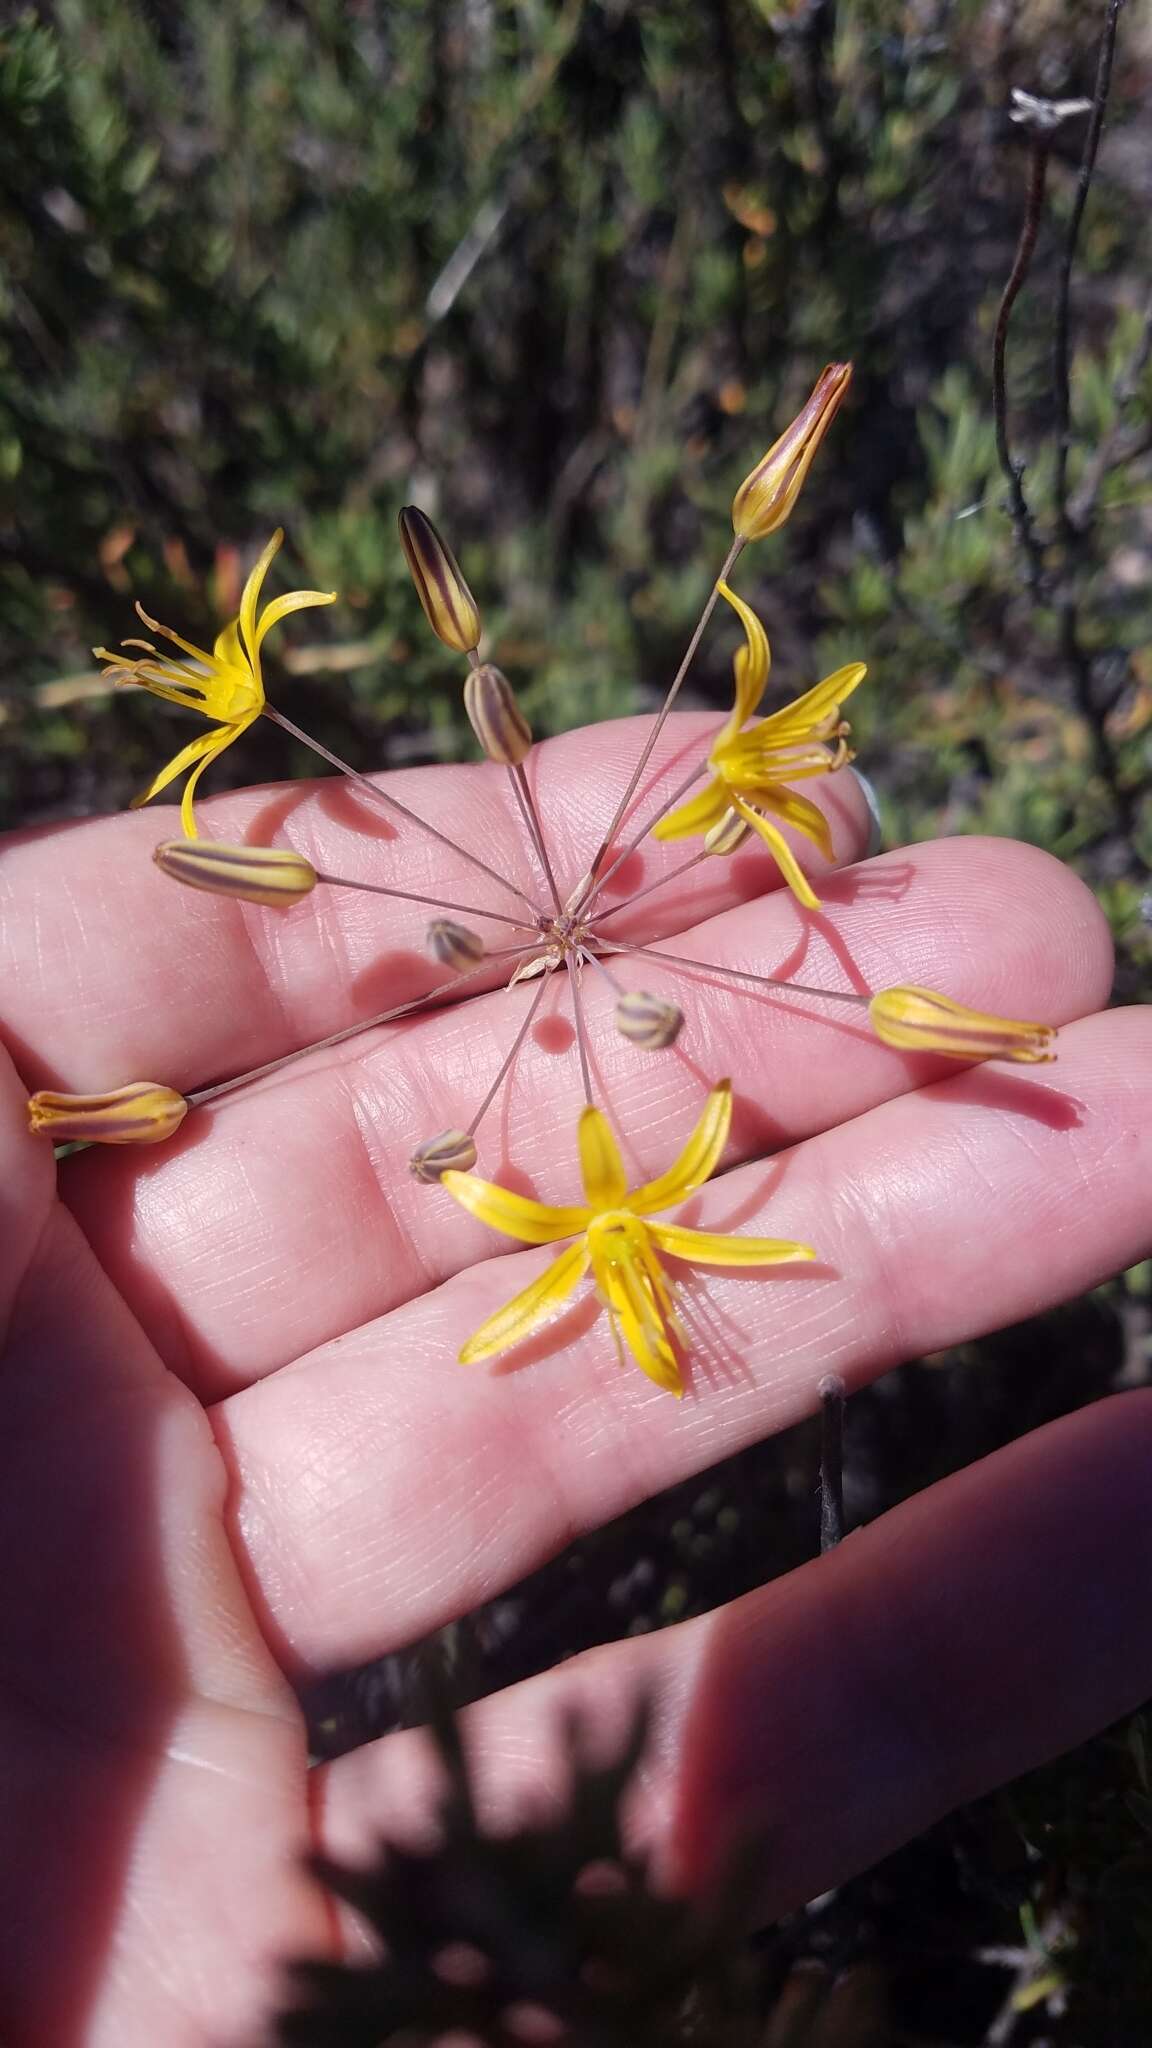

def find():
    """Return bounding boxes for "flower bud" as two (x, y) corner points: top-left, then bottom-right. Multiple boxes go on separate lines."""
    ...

(398, 506), (481, 654)
(154, 839), (318, 907)
(409, 1129), (478, 1183)
(703, 809), (752, 856)
(27, 1082), (189, 1146)
(615, 991), (684, 1049)
(463, 662), (532, 766)
(732, 362), (852, 541)
(427, 918), (486, 971)
(869, 986), (1057, 1065)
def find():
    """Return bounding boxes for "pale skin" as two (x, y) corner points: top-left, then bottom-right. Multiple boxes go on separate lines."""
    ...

(3, 711), (1152, 2045)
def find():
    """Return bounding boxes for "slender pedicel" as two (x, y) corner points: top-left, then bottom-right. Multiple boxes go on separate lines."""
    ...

(154, 836), (537, 931)
(583, 535), (744, 883)
(575, 752), (716, 916)
(262, 704), (542, 916)
(508, 761), (563, 914)
(311, 872), (537, 933)
(462, 971), (553, 1141)
(185, 944), (534, 1110)
(605, 939), (871, 1011)
(586, 846), (713, 926)
(568, 950), (595, 1105)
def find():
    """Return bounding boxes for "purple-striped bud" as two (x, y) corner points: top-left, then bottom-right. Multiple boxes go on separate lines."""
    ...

(28, 1082), (189, 1146)
(153, 840), (318, 907)
(427, 919), (486, 971)
(409, 1129), (479, 1183)
(463, 662), (532, 766)
(398, 506), (481, 654)
(615, 991), (684, 1049)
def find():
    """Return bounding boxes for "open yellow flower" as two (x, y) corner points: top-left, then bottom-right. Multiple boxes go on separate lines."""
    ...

(96, 530), (335, 836)
(442, 1080), (815, 1395)
(653, 582), (866, 909)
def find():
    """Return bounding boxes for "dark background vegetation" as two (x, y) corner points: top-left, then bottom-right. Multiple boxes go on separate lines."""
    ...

(2, 1), (1151, 2041)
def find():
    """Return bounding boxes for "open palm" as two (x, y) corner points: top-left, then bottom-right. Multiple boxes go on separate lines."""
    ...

(3, 715), (1151, 2045)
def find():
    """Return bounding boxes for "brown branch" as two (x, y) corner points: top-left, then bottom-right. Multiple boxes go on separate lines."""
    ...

(991, 138), (1050, 597)
(1052, 0), (1129, 547)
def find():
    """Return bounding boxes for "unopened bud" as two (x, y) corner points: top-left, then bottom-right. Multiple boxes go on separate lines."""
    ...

(154, 839), (318, 907)
(398, 506), (481, 654)
(463, 662), (532, 766)
(615, 991), (684, 1049)
(703, 809), (752, 856)
(427, 919), (486, 971)
(732, 362), (852, 542)
(28, 1082), (189, 1146)
(869, 986), (1057, 1065)
(409, 1128), (478, 1183)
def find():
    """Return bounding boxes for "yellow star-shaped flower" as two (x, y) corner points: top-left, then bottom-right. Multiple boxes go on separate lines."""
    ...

(97, 529), (335, 837)
(654, 582), (866, 909)
(442, 1080), (815, 1395)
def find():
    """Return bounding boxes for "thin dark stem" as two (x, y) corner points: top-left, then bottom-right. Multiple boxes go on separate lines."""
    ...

(605, 937), (871, 1010)
(991, 139), (1050, 596)
(578, 755), (713, 915)
(818, 1373), (846, 1552)
(186, 944), (531, 1109)
(263, 704), (542, 916)
(1068, 288), (1152, 529)
(508, 761), (562, 913)
(466, 971), (552, 1137)
(569, 954), (595, 1104)
(314, 870), (535, 932)
(1053, 0), (1128, 547)
(585, 536), (744, 880)
(591, 848), (711, 925)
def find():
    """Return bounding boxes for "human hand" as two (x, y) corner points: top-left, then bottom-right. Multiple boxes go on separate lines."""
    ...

(2, 717), (1151, 2045)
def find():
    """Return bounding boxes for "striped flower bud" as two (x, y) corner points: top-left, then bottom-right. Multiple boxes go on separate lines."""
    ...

(27, 1082), (189, 1146)
(869, 986), (1057, 1064)
(615, 991), (684, 1049)
(463, 662), (532, 766)
(398, 506), (481, 654)
(703, 809), (752, 856)
(153, 839), (318, 907)
(732, 362), (852, 542)
(409, 1129), (478, 1183)
(427, 918), (486, 971)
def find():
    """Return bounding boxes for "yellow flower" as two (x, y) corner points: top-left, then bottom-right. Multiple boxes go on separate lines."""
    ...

(96, 530), (336, 837)
(653, 582), (866, 909)
(869, 986), (1057, 1064)
(442, 1080), (815, 1395)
